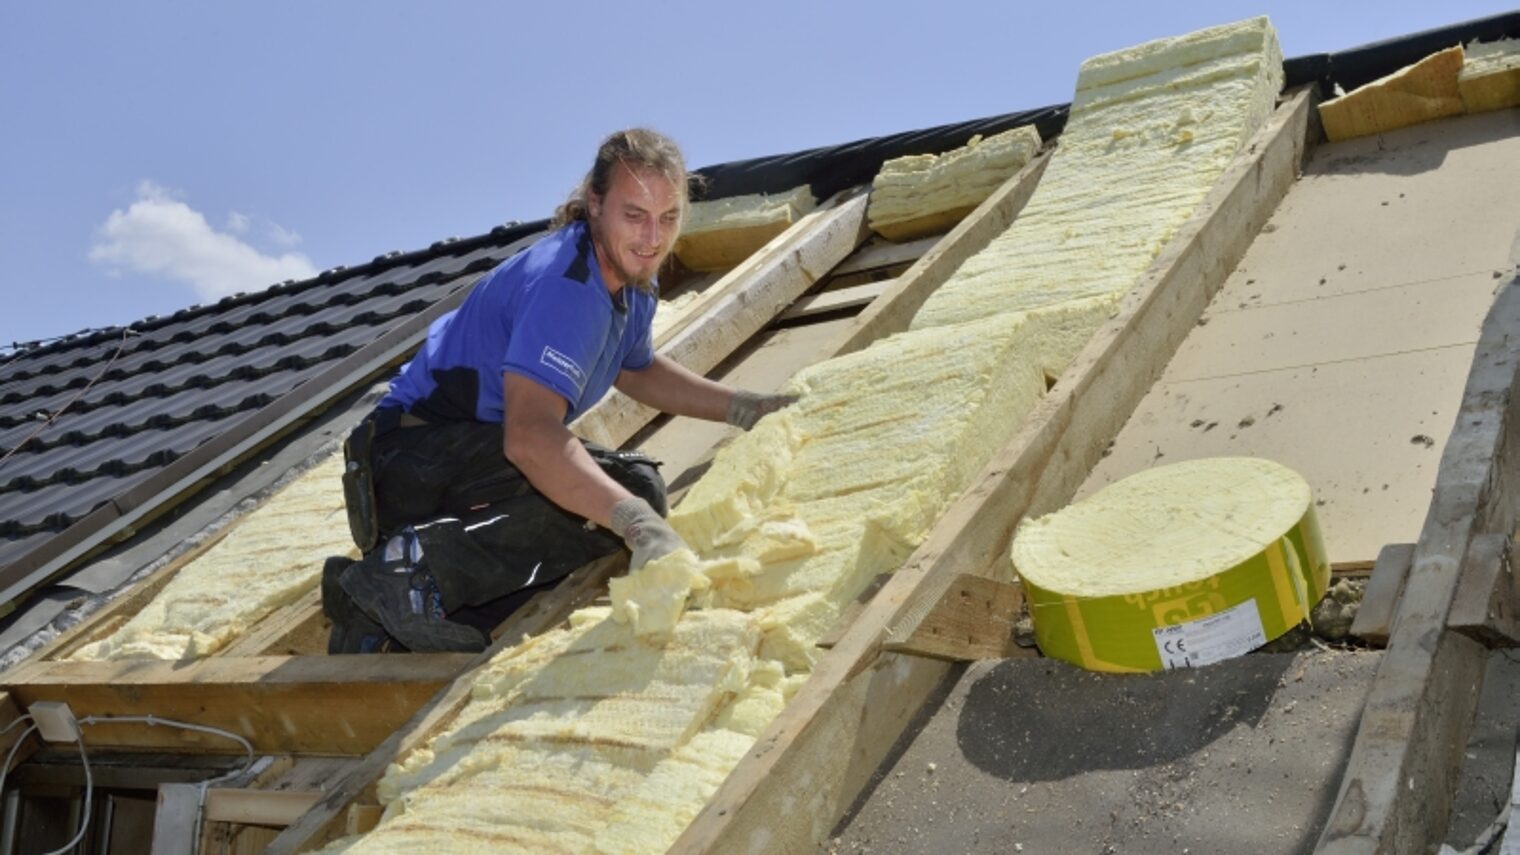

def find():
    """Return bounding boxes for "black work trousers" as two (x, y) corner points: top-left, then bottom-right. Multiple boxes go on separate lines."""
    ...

(356, 410), (666, 632)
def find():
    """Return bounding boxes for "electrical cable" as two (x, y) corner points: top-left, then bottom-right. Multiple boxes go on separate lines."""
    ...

(0, 718), (37, 799)
(77, 714), (254, 785)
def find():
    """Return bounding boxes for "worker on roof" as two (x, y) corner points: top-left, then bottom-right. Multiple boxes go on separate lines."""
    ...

(325, 128), (793, 654)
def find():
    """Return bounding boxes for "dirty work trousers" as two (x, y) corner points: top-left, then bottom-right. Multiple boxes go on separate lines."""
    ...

(347, 408), (667, 633)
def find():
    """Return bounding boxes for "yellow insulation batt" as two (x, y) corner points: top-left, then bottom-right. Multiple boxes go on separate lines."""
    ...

(1460, 38), (1520, 113)
(68, 453), (353, 661)
(1319, 45), (1465, 142)
(868, 125), (1043, 242)
(911, 17), (1284, 331)
(673, 185), (815, 272)
(320, 18), (1285, 852)
(1011, 457), (1329, 673)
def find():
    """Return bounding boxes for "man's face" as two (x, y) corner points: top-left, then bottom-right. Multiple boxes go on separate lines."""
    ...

(587, 162), (682, 292)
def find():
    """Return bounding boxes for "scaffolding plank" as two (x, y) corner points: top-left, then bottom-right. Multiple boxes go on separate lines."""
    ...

(1318, 273), (1520, 855)
(675, 89), (1313, 854)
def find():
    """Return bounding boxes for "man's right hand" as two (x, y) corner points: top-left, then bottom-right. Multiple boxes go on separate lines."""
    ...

(608, 496), (688, 571)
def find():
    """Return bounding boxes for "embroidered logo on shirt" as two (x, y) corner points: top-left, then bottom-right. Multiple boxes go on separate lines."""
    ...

(540, 346), (587, 390)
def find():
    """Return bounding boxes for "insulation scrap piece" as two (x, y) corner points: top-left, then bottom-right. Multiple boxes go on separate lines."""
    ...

(1319, 45), (1464, 141)
(1459, 38), (1520, 113)
(1011, 457), (1330, 673)
(68, 452), (353, 661)
(674, 184), (816, 272)
(867, 125), (1043, 241)
(609, 548), (711, 637)
(911, 16), (1284, 331)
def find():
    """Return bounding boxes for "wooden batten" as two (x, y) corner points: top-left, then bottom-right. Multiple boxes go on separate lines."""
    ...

(880, 573), (1030, 662)
(1318, 274), (1520, 854)
(674, 88), (1314, 854)
(573, 188), (873, 449)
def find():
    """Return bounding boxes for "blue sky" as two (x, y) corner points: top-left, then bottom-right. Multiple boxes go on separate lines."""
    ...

(2, 2), (1513, 352)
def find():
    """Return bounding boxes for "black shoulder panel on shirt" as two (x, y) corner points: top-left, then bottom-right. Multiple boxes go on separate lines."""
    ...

(563, 227), (593, 285)
(410, 366), (483, 424)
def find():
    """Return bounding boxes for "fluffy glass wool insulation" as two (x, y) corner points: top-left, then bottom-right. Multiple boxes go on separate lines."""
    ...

(1011, 457), (1312, 598)
(868, 125), (1043, 224)
(680, 184), (815, 235)
(1462, 38), (1520, 78)
(910, 16), (1283, 331)
(68, 453), (352, 661)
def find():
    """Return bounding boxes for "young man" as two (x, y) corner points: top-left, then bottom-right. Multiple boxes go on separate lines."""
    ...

(328, 129), (793, 653)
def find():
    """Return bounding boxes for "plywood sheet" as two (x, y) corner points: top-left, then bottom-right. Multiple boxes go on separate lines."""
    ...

(1081, 108), (1520, 565)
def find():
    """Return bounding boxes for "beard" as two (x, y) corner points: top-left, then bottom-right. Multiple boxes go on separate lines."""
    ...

(587, 215), (662, 293)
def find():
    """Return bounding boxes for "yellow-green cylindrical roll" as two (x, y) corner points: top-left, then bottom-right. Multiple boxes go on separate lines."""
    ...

(1010, 457), (1328, 673)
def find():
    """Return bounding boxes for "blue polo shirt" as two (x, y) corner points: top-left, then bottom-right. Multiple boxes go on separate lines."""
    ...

(379, 221), (657, 424)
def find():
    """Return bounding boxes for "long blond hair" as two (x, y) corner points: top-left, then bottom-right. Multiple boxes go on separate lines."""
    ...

(552, 128), (690, 229)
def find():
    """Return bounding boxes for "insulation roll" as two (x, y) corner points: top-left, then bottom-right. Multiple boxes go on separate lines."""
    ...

(1010, 457), (1328, 673)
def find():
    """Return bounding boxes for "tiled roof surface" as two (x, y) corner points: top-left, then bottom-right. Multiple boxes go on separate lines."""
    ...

(0, 229), (540, 571)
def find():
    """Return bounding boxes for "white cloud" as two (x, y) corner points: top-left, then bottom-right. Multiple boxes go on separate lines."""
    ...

(264, 220), (302, 248)
(90, 181), (317, 301)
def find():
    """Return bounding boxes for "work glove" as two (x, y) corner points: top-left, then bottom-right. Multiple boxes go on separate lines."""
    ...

(725, 390), (799, 430)
(609, 496), (688, 571)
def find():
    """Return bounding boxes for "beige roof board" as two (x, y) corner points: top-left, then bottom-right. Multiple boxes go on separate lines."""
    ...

(1080, 107), (1520, 565)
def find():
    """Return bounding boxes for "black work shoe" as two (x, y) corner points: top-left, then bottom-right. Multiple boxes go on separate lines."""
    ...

(338, 549), (487, 653)
(322, 556), (404, 654)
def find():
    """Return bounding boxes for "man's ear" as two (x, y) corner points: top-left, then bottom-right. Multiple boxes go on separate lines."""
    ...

(587, 191), (602, 219)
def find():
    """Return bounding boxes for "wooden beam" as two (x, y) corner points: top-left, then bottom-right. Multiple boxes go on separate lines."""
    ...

(674, 90), (1314, 854)
(832, 148), (1050, 356)
(1317, 276), (1520, 854)
(1, 653), (471, 756)
(1349, 543), (1415, 645)
(775, 279), (893, 323)
(573, 188), (873, 449)
(880, 573), (1029, 662)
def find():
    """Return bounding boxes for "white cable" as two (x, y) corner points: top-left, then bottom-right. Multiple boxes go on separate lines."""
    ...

(0, 719), (37, 800)
(77, 714), (255, 785)
(40, 729), (90, 855)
